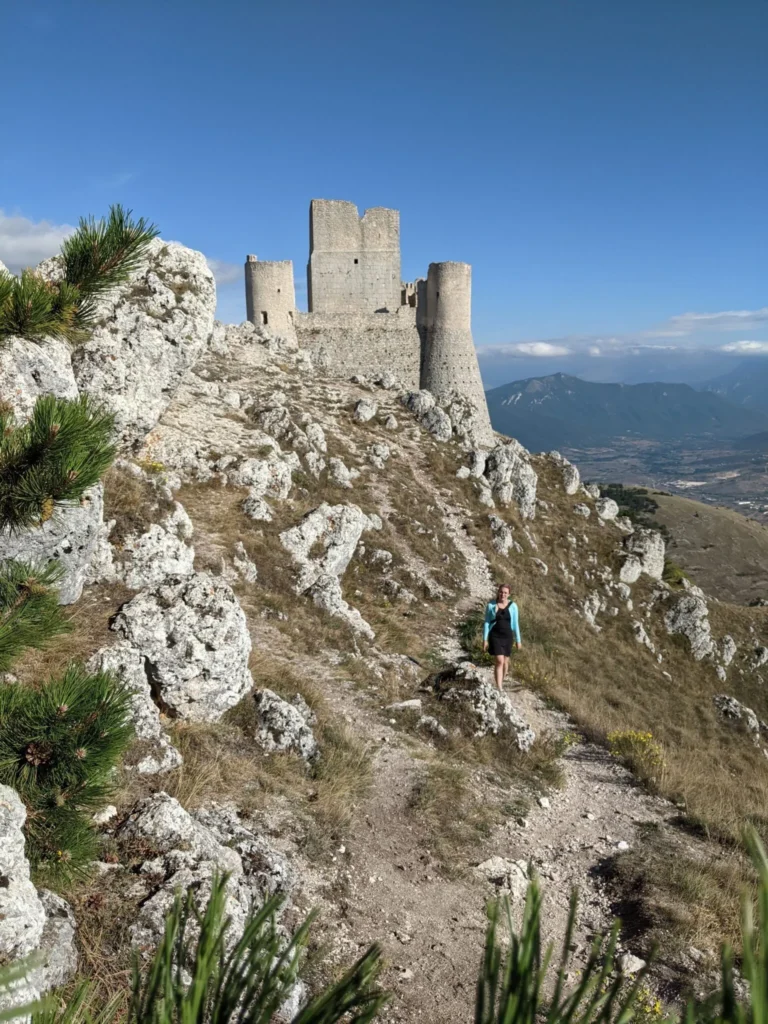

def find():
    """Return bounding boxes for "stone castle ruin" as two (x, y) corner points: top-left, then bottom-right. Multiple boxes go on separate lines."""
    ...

(244, 199), (493, 444)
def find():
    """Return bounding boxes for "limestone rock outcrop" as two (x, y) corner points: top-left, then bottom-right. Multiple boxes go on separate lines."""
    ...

(0, 336), (78, 420)
(0, 485), (104, 604)
(620, 527), (665, 583)
(279, 503), (379, 637)
(664, 592), (715, 661)
(98, 501), (195, 590)
(40, 238), (216, 448)
(250, 689), (319, 762)
(714, 694), (764, 745)
(118, 794), (292, 951)
(0, 786), (78, 1013)
(112, 572), (253, 722)
(483, 440), (538, 520)
(88, 643), (182, 774)
(433, 664), (535, 751)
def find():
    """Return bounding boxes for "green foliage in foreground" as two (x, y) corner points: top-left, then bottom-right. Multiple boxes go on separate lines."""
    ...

(0, 559), (71, 671)
(0, 664), (133, 881)
(4, 839), (768, 1023)
(0, 394), (116, 533)
(0, 204), (158, 345)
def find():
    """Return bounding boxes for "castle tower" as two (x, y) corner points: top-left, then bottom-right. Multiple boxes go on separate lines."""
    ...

(307, 199), (401, 314)
(244, 256), (296, 337)
(421, 262), (494, 446)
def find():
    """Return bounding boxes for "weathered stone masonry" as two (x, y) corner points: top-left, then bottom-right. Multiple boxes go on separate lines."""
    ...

(244, 198), (493, 443)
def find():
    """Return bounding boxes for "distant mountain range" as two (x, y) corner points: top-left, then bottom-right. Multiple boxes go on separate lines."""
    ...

(702, 360), (768, 415)
(486, 372), (768, 451)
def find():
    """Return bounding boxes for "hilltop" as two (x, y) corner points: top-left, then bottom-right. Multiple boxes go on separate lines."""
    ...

(2, 236), (768, 1020)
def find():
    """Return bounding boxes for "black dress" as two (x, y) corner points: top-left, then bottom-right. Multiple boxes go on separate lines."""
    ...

(488, 604), (513, 657)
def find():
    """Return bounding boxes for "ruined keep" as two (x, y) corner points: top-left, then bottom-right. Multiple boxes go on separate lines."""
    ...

(244, 199), (493, 444)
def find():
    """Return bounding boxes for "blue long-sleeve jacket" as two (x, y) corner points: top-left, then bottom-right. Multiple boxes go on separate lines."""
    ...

(483, 601), (521, 644)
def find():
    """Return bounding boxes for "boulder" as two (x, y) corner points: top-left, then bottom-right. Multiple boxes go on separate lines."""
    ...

(0, 336), (78, 420)
(484, 441), (538, 520)
(0, 786), (46, 961)
(488, 515), (522, 557)
(112, 573), (253, 722)
(46, 238), (216, 448)
(549, 452), (581, 495)
(117, 794), (291, 951)
(721, 635), (738, 667)
(475, 857), (530, 899)
(328, 457), (359, 489)
(632, 620), (656, 653)
(227, 452), (298, 499)
(250, 689), (319, 762)
(664, 593), (714, 661)
(573, 503), (591, 518)
(434, 664), (535, 751)
(595, 497), (620, 521)
(583, 483), (601, 500)
(353, 398), (377, 423)
(88, 642), (182, 775)
(279, 504), (378, 636)
(713, 694), (763, 745)
(0, 484), (104, 604)
(103, 501), (194, 589)
(0, 787), (77, 1014)
(621, 528), (665, 583)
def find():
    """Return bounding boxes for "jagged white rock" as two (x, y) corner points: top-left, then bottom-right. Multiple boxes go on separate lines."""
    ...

(484, 441), (538, 520)
(664, 593), (714, 661)
(0, 485), (104, 605)
(0, 336), (78, 420)
(88, 642), (182, 774)
(112, 572), (253, 722)
(620, 528), (665, 583)
(353, 398), (377, 423)
(104, 501), (195, 589)
(714, 694), (763, 745)
(250, 689), (319, 762)
(40, 238), (216, 448)
(595, 497), (619, 521)
(0, 787), (78, 1014)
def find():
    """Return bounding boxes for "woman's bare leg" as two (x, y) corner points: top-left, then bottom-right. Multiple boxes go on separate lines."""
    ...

(494, 655), (504, 691)
(503, 655), (510, 681)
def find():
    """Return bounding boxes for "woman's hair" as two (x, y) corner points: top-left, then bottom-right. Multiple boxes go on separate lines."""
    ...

(496, 582), (511, 595)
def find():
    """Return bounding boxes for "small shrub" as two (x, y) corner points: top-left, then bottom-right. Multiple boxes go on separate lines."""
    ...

(608, 729), (666, 789)
(0, 664), (134, 880)
(663, 558), (689, 588)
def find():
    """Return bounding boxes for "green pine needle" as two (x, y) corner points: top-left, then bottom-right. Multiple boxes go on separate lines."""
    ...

(0, 663), (134, 881)
(0, 394), (116, 533)
(0, 204), (159, 346)
(0, 558), (71, 672)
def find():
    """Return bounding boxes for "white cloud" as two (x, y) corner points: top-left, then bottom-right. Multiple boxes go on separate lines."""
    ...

(206, 258), (241, 286)
(669, 308), (768, 333)
(481, 342), (572, 358)
(588, 346), (601, 356)
(720, 340), (768, 354)
(515, 342), (572, 357)
(0, 210), (74, 273)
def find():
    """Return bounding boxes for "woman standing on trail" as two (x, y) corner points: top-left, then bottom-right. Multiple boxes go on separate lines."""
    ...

(483, 584), (521, 692)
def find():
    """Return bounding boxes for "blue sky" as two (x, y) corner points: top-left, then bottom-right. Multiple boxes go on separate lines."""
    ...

(1, 0), (766, 388)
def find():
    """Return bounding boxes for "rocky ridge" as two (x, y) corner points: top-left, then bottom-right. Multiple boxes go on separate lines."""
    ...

(1, 240), (766, 1021)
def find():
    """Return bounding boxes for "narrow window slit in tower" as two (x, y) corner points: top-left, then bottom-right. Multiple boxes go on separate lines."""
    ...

(354, 258), (359, 264)
(261, 311), (268, 325)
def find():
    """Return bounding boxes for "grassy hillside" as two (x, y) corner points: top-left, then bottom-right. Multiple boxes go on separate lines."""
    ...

(650, 492), (768, 605)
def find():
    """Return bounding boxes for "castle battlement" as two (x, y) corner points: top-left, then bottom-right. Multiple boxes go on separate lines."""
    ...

(244, 199), (493, 445)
